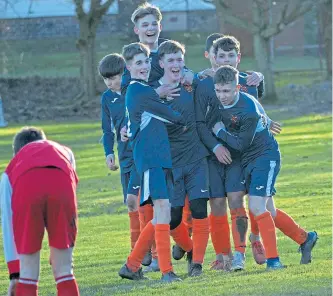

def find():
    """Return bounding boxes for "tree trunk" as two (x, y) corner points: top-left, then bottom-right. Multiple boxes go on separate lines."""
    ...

(319, 1), (332, 78)
(215, 0), (226, 33)
(253, 34), (278, 102)
(76, 21), (98, 102)
(252, 0), (278, 102)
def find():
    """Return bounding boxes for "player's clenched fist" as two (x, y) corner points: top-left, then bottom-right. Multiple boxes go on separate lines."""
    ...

(7, 279), (18, 296)
(106, 154), (119, 171)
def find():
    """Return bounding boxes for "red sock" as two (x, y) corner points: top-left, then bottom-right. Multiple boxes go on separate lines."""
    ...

(128, 211), (140, 249)
(249, 210), (260, 236)
(230, 208), (248, 253)
(192, 218), (210, 264)
(170, 222), (193, 252)
(255, 211), (279, 259)
(127, 221), (155, 271)
(56, 276), (79, 296)
(209, 214), (231, 255)
(183, 196), (193, 235)
(155, 223), (173, 274)
(274, 209), (308, 245)
(16, 279), (38, 296)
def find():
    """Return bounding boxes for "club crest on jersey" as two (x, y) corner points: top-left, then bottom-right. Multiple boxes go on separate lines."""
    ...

(240, 85), (248, 92)
(183, 84), (192, 92)
(231, 114), (239, 128)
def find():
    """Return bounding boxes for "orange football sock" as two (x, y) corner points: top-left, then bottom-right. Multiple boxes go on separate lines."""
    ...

(138, 202), (154, 231)
(249, 210), (260, 236)
(155, 224), (173, 274)
(209, 214), (231, 255)
(230, 208), (248, 253)
(192, 218), (210, 264)
(129, 211), (140, 249)
(274, 209), (308, 245)
(183, 196), (193, 235)
(127, 221), (155, 272)
(170, 222), (193, 252)
(255, 211), (279, 259)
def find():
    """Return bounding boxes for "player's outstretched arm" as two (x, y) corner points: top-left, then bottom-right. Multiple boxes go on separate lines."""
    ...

(146, 90), (186, 126)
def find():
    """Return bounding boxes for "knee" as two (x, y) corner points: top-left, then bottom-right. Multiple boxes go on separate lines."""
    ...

(19, 252), (40, 280)
(227, 191), (245, 209)
(266, 198), (277, 218)
(50, 247), (74, 279)
(248, 196), (266, 216)
(127, 194), (138, 212)
(170, 207), (183, 230)
(190, 199), (208, 219)
(153, 199), (171, 224)
(209, 198), (227, 216)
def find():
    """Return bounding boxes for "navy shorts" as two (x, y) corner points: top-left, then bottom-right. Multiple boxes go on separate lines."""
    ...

(120, 167), (140, 203)
(207, 156), (226, 198)
(171, 157), (210, 207)
(225, 156), (246, 194)
(140, 167), (174, 205)
(244, 156), (280, 197)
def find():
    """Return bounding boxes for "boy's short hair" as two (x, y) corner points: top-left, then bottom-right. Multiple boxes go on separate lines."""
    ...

(98, 53), (125, 78)
(205, 33), (224, 52)
(131, 3), (162, 24)
(122, 42), (150, 63)
(13, 126), (46, 154)
(158, 40), (185, 60)
(213, 35), (241, 55)
(214, 65), (239, 85)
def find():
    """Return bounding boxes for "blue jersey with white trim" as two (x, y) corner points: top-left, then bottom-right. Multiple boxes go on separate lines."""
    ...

(151, 81), (209, 168)
(125, 79), (186, 174)
(212, 92), (280, 167)
(101, 89), (133, 172)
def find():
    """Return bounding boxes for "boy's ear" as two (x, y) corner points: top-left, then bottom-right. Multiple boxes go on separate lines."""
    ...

(237, 53), (241, 64)
(159, 59), (164, 69)
(134, 26), (139, 35)
(204, 51), (209, 59)
(126, 64), (131, 72)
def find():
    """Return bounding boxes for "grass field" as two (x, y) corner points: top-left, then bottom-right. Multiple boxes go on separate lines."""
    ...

(0, 113), (332, 295)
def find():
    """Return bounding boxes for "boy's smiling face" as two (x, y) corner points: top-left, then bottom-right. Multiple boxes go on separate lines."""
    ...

(134, 14), (161, 46)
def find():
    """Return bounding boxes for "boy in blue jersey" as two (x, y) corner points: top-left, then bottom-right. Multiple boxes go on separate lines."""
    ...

(118, 42), (187, 283)
(211, 65), (318, 269)
(99, 54), (148, 259)
(121, 3), (194, 98)
(185, 34), (269, 272)
(151, 40), (210, 277)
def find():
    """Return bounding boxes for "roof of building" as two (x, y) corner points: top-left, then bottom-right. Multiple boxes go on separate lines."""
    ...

(0, 0), (215, 20)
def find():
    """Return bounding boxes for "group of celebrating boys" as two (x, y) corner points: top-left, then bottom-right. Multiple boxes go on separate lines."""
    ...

(0, 2), (318, 295)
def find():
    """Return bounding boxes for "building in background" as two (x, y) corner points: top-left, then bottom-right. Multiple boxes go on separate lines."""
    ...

(0, 0), (319, 56)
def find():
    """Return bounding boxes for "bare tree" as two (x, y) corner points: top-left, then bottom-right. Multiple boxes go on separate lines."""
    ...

(318, 0), (332, 78)
(117, 0), (146, 41)
(73, 0), (115, 101)
(205, 0), (323, 102)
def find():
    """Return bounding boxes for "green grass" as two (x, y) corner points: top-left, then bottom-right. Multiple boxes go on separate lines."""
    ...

(0, 114), (332, 295)
(0, 36), (326, 87)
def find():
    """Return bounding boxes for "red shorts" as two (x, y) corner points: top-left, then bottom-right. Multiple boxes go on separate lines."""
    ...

(12, 167), (78, 254)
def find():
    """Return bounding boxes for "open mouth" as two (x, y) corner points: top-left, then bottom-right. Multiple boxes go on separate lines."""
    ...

(140, 69), (149, 76)
(171, 69), (180, 75)
(146, 32), (156, 37)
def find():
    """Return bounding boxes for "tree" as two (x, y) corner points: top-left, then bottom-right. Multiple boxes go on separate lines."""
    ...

(318, 0), (332, 78)
(117, 0), (146, 41)
(73, 0), (115, 101)
(205, 0), (323, 102)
